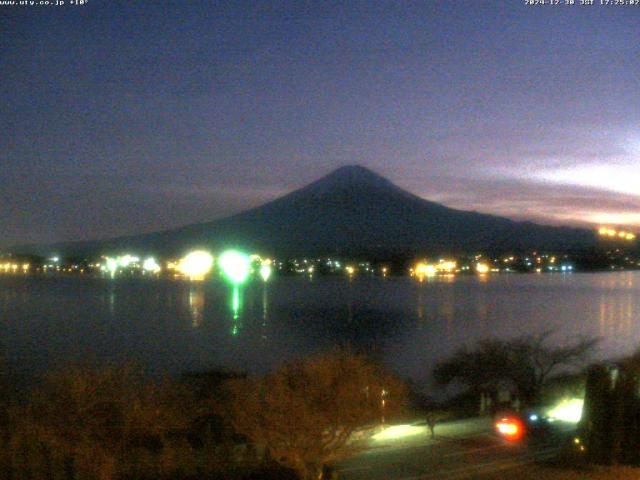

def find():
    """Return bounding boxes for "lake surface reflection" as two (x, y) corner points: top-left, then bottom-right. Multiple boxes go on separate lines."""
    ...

(1, 272), (639, 388)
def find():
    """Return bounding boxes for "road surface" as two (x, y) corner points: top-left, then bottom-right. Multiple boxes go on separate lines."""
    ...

(337, 417), (575, 480)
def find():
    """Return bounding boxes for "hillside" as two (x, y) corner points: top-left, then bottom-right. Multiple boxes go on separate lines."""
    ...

(13, 166), (597, 258)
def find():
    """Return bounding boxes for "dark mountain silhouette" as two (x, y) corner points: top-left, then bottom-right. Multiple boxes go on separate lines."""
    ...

(15, 165), (597, 258)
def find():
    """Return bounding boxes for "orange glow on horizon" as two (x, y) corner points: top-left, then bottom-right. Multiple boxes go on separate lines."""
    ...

(598, 226), (636, 241)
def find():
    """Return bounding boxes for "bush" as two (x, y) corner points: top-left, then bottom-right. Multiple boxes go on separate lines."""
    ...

(226, 349), (408, 480)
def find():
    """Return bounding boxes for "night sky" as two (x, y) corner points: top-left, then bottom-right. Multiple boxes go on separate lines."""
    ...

(2, 1), (639, 246)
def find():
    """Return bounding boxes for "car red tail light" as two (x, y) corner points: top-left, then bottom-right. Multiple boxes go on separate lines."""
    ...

(495, 416), (525, 441)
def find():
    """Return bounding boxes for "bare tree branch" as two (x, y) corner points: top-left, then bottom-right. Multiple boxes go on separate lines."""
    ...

(433, 332), (598, 407)
(226, 350), (407, 479)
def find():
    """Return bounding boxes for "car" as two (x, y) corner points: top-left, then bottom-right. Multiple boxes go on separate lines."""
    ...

(494, 410), (556, 442)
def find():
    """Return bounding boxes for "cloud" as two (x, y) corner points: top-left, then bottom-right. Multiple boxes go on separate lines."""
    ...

(530, 162), (640, 197)
(133, 181), (288, 203)
(405, 174), (640, 229)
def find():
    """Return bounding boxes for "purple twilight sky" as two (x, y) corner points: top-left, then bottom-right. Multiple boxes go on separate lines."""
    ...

(1, 1), (639, 246)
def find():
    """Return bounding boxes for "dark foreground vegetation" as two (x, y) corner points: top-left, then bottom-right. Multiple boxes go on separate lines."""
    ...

(579, 350), (640, 467)
(432, 331), (597, 408)
(1, 334), (638, 480)
(0, 351), (406, 480)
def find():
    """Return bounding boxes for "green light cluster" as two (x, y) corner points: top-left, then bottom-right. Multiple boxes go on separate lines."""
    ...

(219, 250), (251, 285)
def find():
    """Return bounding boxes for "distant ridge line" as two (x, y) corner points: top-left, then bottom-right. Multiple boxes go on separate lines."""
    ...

(8, 165), (598, 257)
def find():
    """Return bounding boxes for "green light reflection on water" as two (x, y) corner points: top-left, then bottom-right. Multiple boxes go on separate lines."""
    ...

(231, 284), (241, 336)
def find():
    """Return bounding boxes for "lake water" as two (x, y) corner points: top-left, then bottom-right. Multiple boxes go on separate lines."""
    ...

(1, 272), (639, 388)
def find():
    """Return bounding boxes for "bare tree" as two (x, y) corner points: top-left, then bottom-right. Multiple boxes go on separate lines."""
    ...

(510, 331), (599, 404)
(433, 340), (513, 405)
(434, 332), (598, 408)
(226, 350), (407, 480)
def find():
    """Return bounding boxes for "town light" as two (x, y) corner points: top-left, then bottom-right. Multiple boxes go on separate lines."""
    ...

(105, 257), (118, 277)
(219, 250), (250, 284)
(598, 227), (637, 241)
(143, 257), (161, 273)
(117, 254), (139, 268)
(260, 263), (272, 282)
(178, 250), (214, 280)
(438, 260), (457, 273)
(476, 262), (490, 274)
(415, 262), (437, 277)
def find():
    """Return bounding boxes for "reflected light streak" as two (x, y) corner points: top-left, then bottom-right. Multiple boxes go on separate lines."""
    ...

(597, 273), (638, 342)
(189, 288), (204, 328)
(261, 283), (269, 339)
(105, 257), (118, 278)
(231, 284), (242, 336)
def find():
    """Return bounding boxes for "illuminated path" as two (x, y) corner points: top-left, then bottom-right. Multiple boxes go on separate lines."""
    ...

(337, 417), (574, 480)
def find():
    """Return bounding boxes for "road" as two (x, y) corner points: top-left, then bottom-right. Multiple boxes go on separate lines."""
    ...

(337, 417), (575, 480)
